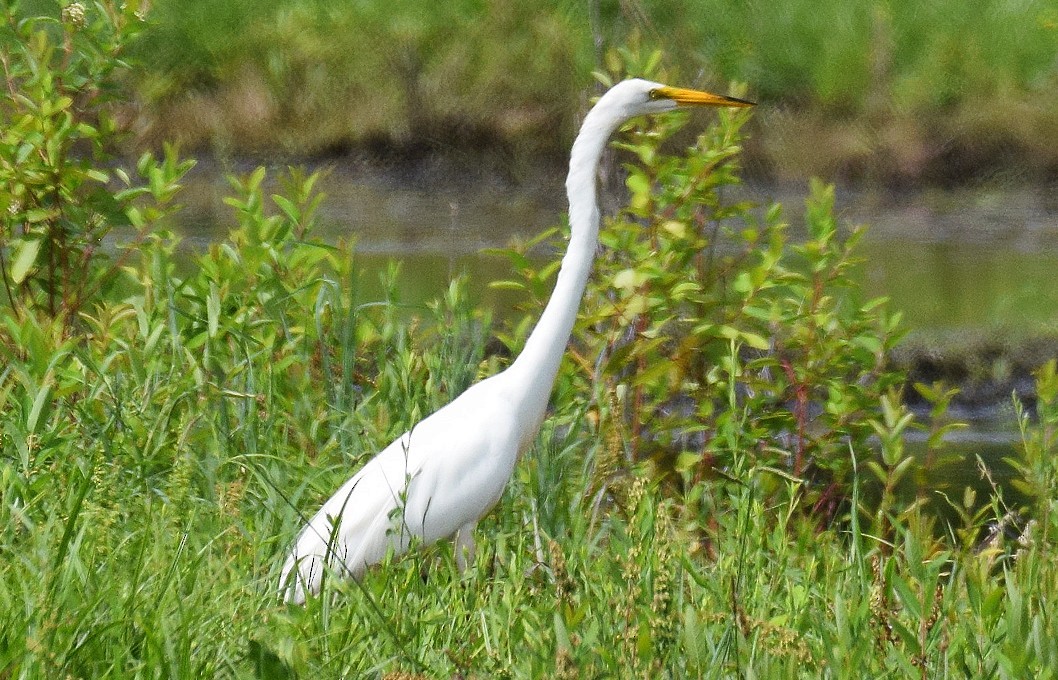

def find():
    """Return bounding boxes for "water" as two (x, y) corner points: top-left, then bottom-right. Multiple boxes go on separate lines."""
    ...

(177, 165), (1058, 519)
(824, 185), (1058, 331)
(180, 169), (1058, 335)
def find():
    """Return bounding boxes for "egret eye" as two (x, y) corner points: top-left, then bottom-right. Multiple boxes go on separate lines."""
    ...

(648, 89), (664, 101)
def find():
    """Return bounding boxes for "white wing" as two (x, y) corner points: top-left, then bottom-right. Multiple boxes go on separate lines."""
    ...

(279, 377), (521, 603)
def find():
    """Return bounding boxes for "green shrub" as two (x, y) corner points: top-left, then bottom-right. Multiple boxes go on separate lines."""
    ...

(0, 0), (192, 330)
(493, 56), (904, 518)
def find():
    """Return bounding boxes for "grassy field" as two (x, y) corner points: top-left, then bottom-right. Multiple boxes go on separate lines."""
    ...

(3, 3), (1058, 677)
(128, 0), (1058, 182)
(3, 187), (1058, 676)
(2, 228), (1058, 677)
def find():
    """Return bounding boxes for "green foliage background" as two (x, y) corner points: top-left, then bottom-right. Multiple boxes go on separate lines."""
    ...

(2, 2), (1058, 678)
(93, 0), (1058, 179)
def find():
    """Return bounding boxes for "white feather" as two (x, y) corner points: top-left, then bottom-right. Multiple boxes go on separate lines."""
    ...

(279, 78), (749, 603)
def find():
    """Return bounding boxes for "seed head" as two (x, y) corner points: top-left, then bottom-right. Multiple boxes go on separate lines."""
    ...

(61, 2), (87, 29)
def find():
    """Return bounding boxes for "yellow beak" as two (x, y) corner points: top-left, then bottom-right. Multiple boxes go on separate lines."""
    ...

(655, 85), (755, 108)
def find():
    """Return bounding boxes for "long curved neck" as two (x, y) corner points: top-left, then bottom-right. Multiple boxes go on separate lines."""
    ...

(506, 103), (626, 444)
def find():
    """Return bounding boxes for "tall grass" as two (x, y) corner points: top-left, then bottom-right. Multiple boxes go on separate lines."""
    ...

(3, 6), (1058, 676)
(4, 324), (1057, 675)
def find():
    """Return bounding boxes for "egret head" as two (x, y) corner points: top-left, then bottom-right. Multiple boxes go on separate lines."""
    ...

(602, 78), (754, 119)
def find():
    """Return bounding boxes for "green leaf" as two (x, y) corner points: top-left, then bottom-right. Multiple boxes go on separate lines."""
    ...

(85, 168), (109, 183)
(553, 611), (571, 651)
(247, 639), (295, 680)
(982, 586), (1004, 619)
(853, 334), (883, 354)
(716, 325), (740, 341)
(865, 460), (888, 484)
(890, 456), (915, 486)
(732, 271), (754, 294)
(26, 375), (53, 435)
(248, 166), (267, 191)
(671, 281), (701, 297)
(10, 238), (41, 284)
(24, 208), (58, 224)
(126, 205), (144, 228)
(51, 96), (73, 114)
(16, 142), (35, 164)
(626, 171), (652, 213)
(613, 268), (647, 291)
(624, 293), (648, 316)
(207, 284), (220, 338)
(740, 331), (771, 350)
(891, 574), (923, 621)
(488, 280), (528, 292)
(661, 220), (688, 239)
(272, 194), (299, 223)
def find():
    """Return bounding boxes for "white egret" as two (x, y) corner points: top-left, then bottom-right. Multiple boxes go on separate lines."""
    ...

(279, 79), (753, 603)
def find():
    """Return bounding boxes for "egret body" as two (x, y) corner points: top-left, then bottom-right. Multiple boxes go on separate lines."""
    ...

(280, 79), (752, 603)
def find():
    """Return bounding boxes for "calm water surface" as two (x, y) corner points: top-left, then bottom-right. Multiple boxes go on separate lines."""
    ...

(181, 169), (1058, 334)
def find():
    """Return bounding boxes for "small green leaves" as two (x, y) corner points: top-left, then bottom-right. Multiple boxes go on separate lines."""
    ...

(0, 9), (193, 327)
(10, 238), (42, 284)
(613, 268), (648, 291)
(694, 323), (771, 351)
(1034, 359), (1058, 408)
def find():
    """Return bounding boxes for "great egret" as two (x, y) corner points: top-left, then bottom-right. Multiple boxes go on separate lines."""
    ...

(279, 79), (753, 603)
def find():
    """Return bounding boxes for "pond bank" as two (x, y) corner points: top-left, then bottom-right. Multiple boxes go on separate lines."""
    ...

(894, 331), (1058, 423)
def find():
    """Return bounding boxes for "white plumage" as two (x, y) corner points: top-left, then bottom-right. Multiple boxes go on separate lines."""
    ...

(279, 79), (753, 604)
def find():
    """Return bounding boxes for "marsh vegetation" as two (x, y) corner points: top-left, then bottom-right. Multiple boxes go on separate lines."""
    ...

(2, 2), (1058, 677)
